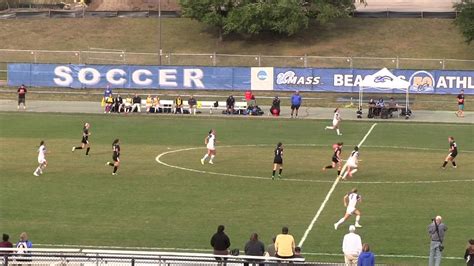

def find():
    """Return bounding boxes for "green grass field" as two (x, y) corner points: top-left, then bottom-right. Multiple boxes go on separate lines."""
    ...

(0, 112), (473, 265)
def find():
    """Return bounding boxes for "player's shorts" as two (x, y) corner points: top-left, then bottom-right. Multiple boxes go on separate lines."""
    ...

(273, 158), (283, 164)
(38, 157), (46, 164)
(448, 152), (457, 158)
(81, 137), (89, 144)
(346, 207), (356, 215)
(332, 156), (340, 164)
(458, 104), (464, 111)
(291, 104), (301, 110)
(347, 161), (357, 168)
(207, 146), (216, 151)
(113, 155), (120, 162)
(332, 121), (339, 127)
(18, 97), (26, 104)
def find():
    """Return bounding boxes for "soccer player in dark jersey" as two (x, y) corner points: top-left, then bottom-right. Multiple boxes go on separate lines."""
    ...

(442, 136), (458, 169)
(72, 123), (91, 155)
(106, 139), (120, 175)
(17, 84), (27, 110)
(272, 142), (284, 180)
(322, 142), (343, 176)
(456, 89), (465, 118)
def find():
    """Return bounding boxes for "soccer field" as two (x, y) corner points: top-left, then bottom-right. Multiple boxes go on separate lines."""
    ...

(0, 112), (472, 265)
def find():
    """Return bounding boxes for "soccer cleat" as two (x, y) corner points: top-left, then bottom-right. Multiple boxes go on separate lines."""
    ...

(33, 172), (39, 176)
(278, 174), (281, 179)
(209, 161), (214, 164)
(334, 223), (338, 230)
(322, 167), (326, 171)
(338, 133), (343, 136)
(106, 162), (111, 166)
(441, 167), (446, 169)
(72, 147), (75, 152)
(452, 166), (457, 168)
(272, 176), (275, 180)
(200, 159), (204, 165)
(355, 224), (362, 228)
(112, 173), (117, 176)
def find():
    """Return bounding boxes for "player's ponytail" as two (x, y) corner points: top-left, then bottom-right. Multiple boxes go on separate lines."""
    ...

(277, 142), (282, 148)
(112, 139), (119, 145)
(39, 140), (44, 146)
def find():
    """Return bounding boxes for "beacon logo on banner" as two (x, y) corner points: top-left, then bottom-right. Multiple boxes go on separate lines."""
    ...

(251, 67), (274, 90)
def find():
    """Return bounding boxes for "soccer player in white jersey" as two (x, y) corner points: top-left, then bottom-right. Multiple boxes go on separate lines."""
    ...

(201, 129), (216, 165)
(33, 140), (47, 176)
(341, 146), (359, 180)
(334, 188), (362, 230)
(325, 108), (342, 136)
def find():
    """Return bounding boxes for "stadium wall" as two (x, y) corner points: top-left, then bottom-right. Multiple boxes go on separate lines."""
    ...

(7, 63), (474, 94)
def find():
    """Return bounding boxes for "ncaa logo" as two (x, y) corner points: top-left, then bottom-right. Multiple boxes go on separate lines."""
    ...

(257, 70), (267, 81)
(409, 71), (435, 92)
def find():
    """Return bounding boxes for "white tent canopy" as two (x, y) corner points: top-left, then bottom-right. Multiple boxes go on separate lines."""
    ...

(358, 68), (410, 114)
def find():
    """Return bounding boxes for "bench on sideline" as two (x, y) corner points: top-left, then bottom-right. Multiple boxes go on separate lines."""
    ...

(137, 99), (248, 114)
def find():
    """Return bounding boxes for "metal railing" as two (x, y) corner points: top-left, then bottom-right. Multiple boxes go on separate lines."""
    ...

(0, 49), (473, 80)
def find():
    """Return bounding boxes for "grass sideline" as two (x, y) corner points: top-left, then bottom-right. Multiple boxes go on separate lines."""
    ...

(0, 112), (473, 265)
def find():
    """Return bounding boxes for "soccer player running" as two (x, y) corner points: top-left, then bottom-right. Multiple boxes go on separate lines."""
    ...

(106, 139), (120, 175)
(341, 146), (359, 180)
(334, 188), (362, 230)
(72, 122), (91, 155)
(322, 142), (343, 176)
(456, 89), (465, 118)
(33, 140), (47, 176)
(442, 136), (458, 169)
(272, 142), (284, 180)
(201, 129), (216, 165)
(325, 108), (342, 135)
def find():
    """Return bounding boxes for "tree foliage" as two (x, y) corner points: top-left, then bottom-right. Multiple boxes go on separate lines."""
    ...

(454, 0), (474, 44)
(179, 0), (356, 38)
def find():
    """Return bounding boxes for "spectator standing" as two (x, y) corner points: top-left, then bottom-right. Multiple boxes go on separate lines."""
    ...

(367, 99), (376, 118)
(103, 85), (113, 99)
(342, 225), (362, 266)
(245, 90), (253, 104)
(210, 225), (231, 263)
(188, 95), (197, 115)
(464, 239), (474, 266)
(17, 84), (27, 110)
(0, 233), (13, 248)
(387, 97), (398, 117)
(175, 95), (183, 114)
(428, 215), (447, 266)
(226, 95), (235, 114)
(275, 226), (295, 259)
(145, 95), (153, 113)
(244, 233), (265, 266)
(290, 91), (302, 118)
(270, 96), (281, 116)
(457, 89), (465, 118)
(266, 237), (276, 257)
(153, 95), (160, 113)
(105, 94), (114, 113)
(132, 94), (141, 113)
(358, 243), (375, 266)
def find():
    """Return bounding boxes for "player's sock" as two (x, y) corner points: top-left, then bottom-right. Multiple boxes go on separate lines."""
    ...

(336, 129), (341, 135)
(86, 147), (90, 155)
(202, 154), (209, 161)
(35, 167), (41, 174)
(325, 126), (333, 130)
(209, 155), (215, 163)
(442, 161), (448, 167)
(75, 147), (83, 150)
(272, 170), (275, 177)
(108, 162), (114, 166)
(350, 169), (358, 175)
(337, 170), (341, 175)
(325, 165), (333, 169)
(336, 218), (345, 226)
(279, 169), (282, 175)
(356, 215), (361, 224)
(452, 161), (456, 166)
(113, 167), (117, 173)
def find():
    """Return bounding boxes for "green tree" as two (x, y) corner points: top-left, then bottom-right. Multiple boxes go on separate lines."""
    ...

(454, 1), (474, 44)
(179, 0), (356, 38)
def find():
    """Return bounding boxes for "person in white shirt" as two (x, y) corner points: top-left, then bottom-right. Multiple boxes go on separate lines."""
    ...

(201, 129), (216, 165)
(325, 108), (342, 136)
(342, 146), (360, 180)
(334, 188), (362, 230)
(33, 140), (47, 176)
(342, 225), (362, 266)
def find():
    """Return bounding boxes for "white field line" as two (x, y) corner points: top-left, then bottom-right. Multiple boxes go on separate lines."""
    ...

(155, 145), (473, 184)
(298, 123), (378, 248)
(34, 244), (464, 261)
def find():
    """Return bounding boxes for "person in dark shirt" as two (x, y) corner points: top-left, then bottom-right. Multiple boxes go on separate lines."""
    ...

(188, 95), (197, 115)
(210, 225), (231, 263)
(456, 89), (465, 118)
(442, 136), (458, 169)
(272, 142), (283, 180)
(322, 142), (343, 176)
(270, 96), (281, 116)
(132, 94), (142, 113)
(106, 139), (120, 175)
(72, 122), (91, 155)
(226, 95), (235, 114)
(17, 84), (27, 110)
(294, 246), (304, 259)
(0, 233), (13, 250)
(114, 94), (124, 113)
(244, 233), (265, 266)
(464, 239), (474, 266)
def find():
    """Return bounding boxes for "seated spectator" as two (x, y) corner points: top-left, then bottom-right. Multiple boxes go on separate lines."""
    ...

(294, 246), (304, 259)
(266, 237), (276, 257)
(188, 95), (197, 115)
(15, 232), (32, 261)
(226, 95), (235, 114)
(358, 243), (375, 266)
(153, 95), (160, 113)
(270, 96), (281, 116)
(247, 95), (257, 115)
(175, 95), (183, 114)
(244, 233), (265, 266)
(124, 96), (133, 113)
(210, 225), (230, 263)
(145, 95), (153, 113)
(114, 94), (124, 113)
(0, 233), (13, 250)
(132, 94), (142, 113)
(105, 94), (114, 113)
(275, 226), (295, 259)
(387, 97), (398, 117)
(367, 99), (376, 118)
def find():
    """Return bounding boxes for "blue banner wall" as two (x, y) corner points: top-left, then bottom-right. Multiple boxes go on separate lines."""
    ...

(7, 63), (474, 94)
